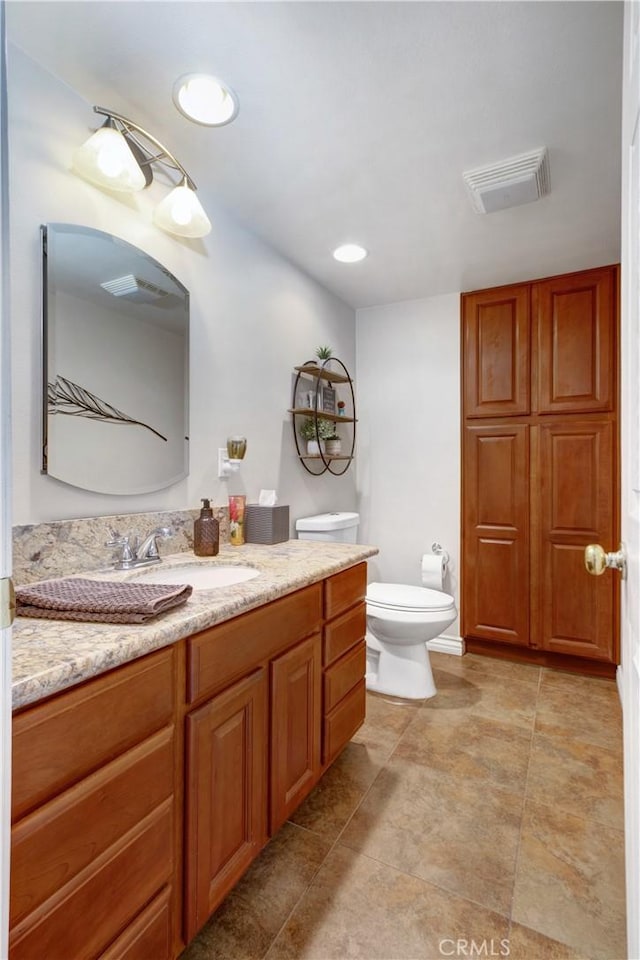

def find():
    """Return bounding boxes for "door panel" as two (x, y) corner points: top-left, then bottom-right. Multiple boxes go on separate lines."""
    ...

(537, 420), (616, 659)
(620, 4), (640, 954)
(270, 634), (321, 833)
(462, 285), (530, 418)
(184, 669), (267, 942)
(463, 424), (529, 645)
(1, 6), (12, 956)
(535, 267), (616, 414)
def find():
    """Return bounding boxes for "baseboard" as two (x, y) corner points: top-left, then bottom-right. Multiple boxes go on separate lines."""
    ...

(427, 635), (465, 656)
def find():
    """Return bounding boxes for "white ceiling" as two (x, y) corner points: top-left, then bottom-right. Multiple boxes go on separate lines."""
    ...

(7, 1), (623, 309)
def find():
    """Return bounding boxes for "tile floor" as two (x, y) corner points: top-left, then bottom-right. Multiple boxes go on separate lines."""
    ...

(181, 652), (626, 960)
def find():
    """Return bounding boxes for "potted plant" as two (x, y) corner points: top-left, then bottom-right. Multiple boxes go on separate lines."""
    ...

(301, 345), (332, 371)
(299, 417), (334, 455)
(324, 431), (342, 457)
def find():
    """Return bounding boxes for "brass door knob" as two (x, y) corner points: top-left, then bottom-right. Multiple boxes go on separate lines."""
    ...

(584, 543), (627, 579)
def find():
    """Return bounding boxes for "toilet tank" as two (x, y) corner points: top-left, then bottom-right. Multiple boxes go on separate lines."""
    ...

(296, 511), (360, 543)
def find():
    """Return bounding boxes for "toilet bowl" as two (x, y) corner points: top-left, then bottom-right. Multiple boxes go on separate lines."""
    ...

(365, 582), (456, 700)
(295, 511), (456, 701)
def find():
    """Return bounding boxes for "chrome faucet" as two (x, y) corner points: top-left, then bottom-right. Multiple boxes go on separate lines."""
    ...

(105, 526), (173, 570)
(137, 527), (173, 562)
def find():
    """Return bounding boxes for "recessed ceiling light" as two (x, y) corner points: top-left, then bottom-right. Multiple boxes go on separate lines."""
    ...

(333, 243), (368, 263)
(173, 73), (239, 127)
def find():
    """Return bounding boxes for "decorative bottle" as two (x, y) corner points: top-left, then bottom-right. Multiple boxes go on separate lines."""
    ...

(194, 499), (219, 556)
(228, 495), (246, 546)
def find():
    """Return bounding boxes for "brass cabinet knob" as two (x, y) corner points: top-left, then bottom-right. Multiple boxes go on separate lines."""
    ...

(584, 543), (627, 579)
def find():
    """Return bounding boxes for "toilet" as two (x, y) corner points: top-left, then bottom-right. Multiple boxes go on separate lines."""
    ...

(295, 512), (457, 700)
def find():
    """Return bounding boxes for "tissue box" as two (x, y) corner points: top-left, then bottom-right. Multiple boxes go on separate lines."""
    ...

(244, 504), (290, 544)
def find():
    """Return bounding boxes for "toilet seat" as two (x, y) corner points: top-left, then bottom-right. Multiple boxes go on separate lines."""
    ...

(366, 582), (455, 614)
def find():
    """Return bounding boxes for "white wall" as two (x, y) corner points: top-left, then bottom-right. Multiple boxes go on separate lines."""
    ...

(356, 292), (460, 636)
(8, 45), (357, 526)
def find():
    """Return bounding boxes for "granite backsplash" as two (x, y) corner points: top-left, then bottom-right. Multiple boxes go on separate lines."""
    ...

(12, 507), (230, 585)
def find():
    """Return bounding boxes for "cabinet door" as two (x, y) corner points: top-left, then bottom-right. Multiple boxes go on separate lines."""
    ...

(535, 420), (617, 661)
(270, 634), (321, 833)
(462, 285), (530, 418)
(462, 424), (530, 646)
(534, 266), (616, 414)
(184, 669), (268, 942)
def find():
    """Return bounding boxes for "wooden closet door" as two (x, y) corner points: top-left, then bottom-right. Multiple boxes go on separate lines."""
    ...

(534, 266), (616, 415)
(462, 284), (530, 418)
(535, 420), (616, 660)
(463, 424), (530, 646)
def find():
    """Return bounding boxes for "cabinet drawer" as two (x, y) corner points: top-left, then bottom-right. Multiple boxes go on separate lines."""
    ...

(10, 727), (174, 929)
(12, 647), (175, 821)
(100, 886), (173, 960)
(324, 563), (367, 620)
(9, 799), (173, 960)
(323, 602), (366, 666)
(188, 584), (322, 704)
(322, 679), (366, 766)
(323, 641), (366, 714)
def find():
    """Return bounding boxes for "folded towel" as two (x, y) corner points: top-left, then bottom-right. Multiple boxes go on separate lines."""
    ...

(16, 577), (193, 624)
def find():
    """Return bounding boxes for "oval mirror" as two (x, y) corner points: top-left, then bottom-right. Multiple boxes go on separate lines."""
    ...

(42, 223), (189, 495)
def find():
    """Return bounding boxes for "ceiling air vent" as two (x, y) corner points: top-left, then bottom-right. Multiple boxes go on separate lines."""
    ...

(100, 274), (171, 303)
(462, 147), (550, 214)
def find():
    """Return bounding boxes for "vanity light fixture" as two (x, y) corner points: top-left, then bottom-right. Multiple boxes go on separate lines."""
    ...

(73, 106), (211, 239)
(173, 74), (239, 127)
(332, 243), (368, 263)
(218, 436), (247, 479)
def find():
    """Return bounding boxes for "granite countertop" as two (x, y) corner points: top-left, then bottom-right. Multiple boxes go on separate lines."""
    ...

(12, 540), (378, 711)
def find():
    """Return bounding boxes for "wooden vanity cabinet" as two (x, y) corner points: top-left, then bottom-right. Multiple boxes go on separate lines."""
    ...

(461, 264), (619, 672)
(183, 583), (324, 943)
(10, 647), (178, 960)
(10, 562), (369, 958)
(321, 564), (367, 766)
(183, 567), (367, 942)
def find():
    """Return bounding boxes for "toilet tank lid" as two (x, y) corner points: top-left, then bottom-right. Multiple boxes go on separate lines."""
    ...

(295, 511), (360, 531)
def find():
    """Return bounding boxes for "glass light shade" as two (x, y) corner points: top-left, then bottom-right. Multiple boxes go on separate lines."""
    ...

(153, 183), (212, 238)
(72, 127), (146, 193)
(173, 73), (239, 126)
(333, 243), (368, 263)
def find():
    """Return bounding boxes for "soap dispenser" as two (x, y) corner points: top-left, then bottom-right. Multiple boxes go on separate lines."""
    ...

(194, 499), (219, 557)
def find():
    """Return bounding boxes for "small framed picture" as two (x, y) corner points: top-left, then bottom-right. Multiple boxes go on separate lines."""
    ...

(321, 386), (336, 414)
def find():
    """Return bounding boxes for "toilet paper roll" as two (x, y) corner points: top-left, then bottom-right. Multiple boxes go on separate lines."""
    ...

(421, 553), (446, 590)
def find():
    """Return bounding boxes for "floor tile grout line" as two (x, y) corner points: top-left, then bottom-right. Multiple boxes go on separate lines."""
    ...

(338, 701), (529, 922)
(263, 734), (403, 959)
(527, 668), (625, 831)
(334, 838), (515, 924)
(248, 661), (623, 960)
(325, 841), (515, 926)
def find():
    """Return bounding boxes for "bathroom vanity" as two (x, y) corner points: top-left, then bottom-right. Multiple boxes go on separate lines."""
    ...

(9, 542), (374, 959)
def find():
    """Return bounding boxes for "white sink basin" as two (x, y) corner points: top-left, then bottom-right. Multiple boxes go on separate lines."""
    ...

(129, 563), (260, 590)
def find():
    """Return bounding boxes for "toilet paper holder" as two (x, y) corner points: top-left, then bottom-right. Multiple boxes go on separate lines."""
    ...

(431, 542), (450, 566)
